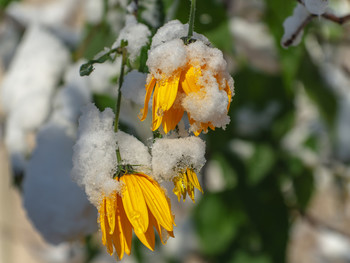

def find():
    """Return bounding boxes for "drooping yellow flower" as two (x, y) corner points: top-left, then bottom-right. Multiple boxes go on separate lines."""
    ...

(140, 63), (232, 136)
(98, 172), (175, 260)
(172, 168), (203, 202)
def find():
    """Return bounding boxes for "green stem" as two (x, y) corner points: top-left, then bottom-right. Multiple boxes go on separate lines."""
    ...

(187, 0), (196, 40)
(114, 46), (127, 164)
(102, 0), (109, 25)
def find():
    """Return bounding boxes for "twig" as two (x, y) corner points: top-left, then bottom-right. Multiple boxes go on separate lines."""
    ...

(283, 15), (314, 47)
(284, 1), (350, 47)
(322, 13), (350, 25)
(300, 211), (350, 240)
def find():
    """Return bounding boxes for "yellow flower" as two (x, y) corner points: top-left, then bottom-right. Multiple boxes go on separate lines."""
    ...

(172, 168), (203, 202)
(140, 64), (232, 136)
(98, 172), (175, 260)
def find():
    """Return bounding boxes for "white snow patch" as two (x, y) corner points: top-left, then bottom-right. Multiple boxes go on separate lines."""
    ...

(152, 136), (206, 181)
(23, 122), (97, 244)
(121, 70), (147, 105)
(281, 3), (310, 48)
(72, 104), (120, 207)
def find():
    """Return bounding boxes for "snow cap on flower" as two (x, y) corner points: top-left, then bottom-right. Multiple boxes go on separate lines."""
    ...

(150, 20), (209, 49)
(281, 3), (310, 48)
(115, 131), (151, 174)
(147, 39), (188, 78)
(182, 41), (233, 132)
(304, 0), (328, 15)
(142, 23), (234, 135)
(112, 15), (151, 63)
(151, 136), (206, 181)
(72, 104), (120, 207)
(121, 70), (147, 105)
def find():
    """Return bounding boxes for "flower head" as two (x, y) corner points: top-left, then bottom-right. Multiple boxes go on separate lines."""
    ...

(99, 172), (175, 260)
(173, 168), (203, 202)
(151, 137), (206, 202)
(140, 21), (234, 135)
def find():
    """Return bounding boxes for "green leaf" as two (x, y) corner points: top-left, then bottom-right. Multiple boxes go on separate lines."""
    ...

(247, 144), (275, 186)
(194, 192), (246, 256)
(289, 158), (314, 212)
(0, 0), (19, 8)
(79, 62), (94, 76)
(93, 93), (116, 112)
(230, 251), (271, 263)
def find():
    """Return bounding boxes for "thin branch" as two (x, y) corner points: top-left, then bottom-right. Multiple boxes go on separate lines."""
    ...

(322, 13), (350, 25)
(283, 15), (314, 47)
(284, 1), (350, 47)
(302, 212), (350, 240)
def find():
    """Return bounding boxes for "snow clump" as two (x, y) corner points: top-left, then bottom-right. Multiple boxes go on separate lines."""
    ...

(72, 104), (120, 207)
(112, 15), (151, 63)
(151, 136), (206, 181)
(281, 3), (310, 48)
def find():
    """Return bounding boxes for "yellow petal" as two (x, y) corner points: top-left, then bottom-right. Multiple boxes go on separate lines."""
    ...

(140, 77), (156, 121)
(117, 194), (132, 256)
(181, 66), (201, 95)
(120, 175), (149, 234)
(162, 106), (184, 134)
(133, 217), (155, 251)
(111, 220), (123, 259)
(152, 82), (163, 131)
(137, 173), (174, 231)
(148, 210), (174, 245)
(106, 193), (116, 235)
(224, 80), (232, 111)
(99, 199), (107, 246)
(172, 178), (182, 202)
(157, 73), (180, 112)
(187, 169), (203, 193)
(103, 200), (114, 255)
(111, 194), (125, 260)
(185, 173), (195, 202)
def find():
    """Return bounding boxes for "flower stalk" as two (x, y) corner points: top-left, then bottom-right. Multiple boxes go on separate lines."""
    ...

(187, 0), (196, 41)
(114, 41), (128, 164)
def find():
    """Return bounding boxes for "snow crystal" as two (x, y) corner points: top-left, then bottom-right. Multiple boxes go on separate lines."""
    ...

(115, 131), (152, 174)
(281, 3), (310, 48)
(112, 15), (151, 63)
(71, 104), (120, 207)
(151, 137), (206, 181)
(121, 70), (147, 105)
(23, 122), (97, 245)
(147, 39), (188, 78)
(304, 0), (328, 15)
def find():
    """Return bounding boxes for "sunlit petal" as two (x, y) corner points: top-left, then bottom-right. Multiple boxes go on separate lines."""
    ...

(137, 173), (174, 231)
(120, 175), (149, 233)
(181, 66), (201, 95)
(140, 77), (156, 121)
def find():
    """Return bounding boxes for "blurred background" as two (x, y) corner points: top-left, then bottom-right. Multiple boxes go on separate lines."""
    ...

(1, 0), (350, 262)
